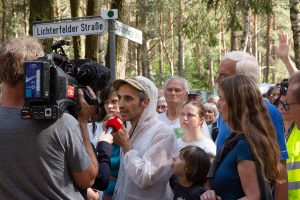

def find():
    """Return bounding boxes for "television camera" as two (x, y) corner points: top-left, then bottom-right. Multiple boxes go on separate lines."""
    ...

(21, 40), (111, 120)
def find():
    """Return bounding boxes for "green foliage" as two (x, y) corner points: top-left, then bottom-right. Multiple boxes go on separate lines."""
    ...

(150, 58), (173, 88)
(182, 1), (219, 47)
(0, 0), (293, 89)
(184, 54), (210, 90)
(204, 0), (273, 14)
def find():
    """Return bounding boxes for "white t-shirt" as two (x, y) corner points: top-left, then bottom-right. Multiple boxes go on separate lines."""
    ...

(177, 137), (216, 156)
(158, 112), (212, 139)
(157, 112), (180, 130)
(88, 122), (104, 147)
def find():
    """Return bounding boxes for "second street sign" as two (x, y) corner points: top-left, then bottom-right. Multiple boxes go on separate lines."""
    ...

(33, 17), (108, 39)
(115, 20), (143, 44)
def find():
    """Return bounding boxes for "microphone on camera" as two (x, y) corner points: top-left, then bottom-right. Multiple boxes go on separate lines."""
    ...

(51, 40), (69, 50)
(105, 116), (123, 135)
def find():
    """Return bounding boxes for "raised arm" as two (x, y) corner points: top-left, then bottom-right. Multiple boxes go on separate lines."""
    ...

(274, 32), (298, 75)
(73, 87), (99, 189)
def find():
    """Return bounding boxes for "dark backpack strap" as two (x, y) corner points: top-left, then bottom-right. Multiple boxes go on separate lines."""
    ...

(211, 121), (218, 142)
(207, 133), (245, 178)
(254, 161), (274, 200)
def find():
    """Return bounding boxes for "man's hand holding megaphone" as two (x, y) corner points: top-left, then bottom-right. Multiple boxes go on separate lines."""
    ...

(103, 114), (132, 154)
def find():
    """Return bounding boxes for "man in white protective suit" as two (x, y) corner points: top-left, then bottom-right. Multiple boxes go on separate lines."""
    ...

(111, 76), (178, 200)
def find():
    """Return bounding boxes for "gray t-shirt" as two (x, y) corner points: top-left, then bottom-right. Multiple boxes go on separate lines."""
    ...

(0, 107), (90, 200)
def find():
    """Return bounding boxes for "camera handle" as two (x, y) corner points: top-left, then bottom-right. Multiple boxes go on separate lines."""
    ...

(81, 88), (99, 106)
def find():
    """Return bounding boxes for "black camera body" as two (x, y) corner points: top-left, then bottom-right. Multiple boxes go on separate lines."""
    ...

(21, 40), (111, 120)
(21, 58), (79, 120)
(280, 78), (289, 96)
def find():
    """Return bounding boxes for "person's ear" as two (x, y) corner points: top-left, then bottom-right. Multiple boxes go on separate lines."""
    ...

(141, 97), (150, 108)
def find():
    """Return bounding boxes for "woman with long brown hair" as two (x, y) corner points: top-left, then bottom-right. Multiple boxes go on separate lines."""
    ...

(200, 74), (284, 200)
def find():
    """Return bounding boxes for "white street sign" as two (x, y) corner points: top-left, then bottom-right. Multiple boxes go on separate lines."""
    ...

(33, 17), (108, 39)
(115, 20), (143, 44)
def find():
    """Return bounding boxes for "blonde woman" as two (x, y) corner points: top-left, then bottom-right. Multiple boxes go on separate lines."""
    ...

(178, 101), (216, 156)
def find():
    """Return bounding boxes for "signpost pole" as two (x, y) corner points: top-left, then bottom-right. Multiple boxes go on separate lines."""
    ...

(108, 19), (116, 80)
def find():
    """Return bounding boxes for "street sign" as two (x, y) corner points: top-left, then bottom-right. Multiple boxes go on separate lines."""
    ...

(100, 9), (118, 19)
(32, 17), (108, 39)
(115, 20), (143, 44)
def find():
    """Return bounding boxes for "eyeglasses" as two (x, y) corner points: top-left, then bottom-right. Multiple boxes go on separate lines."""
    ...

(278, 100), (298, 111)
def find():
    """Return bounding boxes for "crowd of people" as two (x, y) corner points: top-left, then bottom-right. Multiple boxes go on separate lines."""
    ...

(0, 32), (300, 200)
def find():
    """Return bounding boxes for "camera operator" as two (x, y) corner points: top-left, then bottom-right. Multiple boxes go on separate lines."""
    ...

(0, 36), (98, 199)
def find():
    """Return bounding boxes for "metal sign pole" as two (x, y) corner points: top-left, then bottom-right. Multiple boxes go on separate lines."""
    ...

(108, 19), (116, 80)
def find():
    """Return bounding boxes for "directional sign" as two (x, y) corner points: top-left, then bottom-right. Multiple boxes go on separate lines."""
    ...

(115, 20), (143, 44)
(33, 17), (108, 39)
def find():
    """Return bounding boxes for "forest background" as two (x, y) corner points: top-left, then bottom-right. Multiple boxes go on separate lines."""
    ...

(0, 0), (299, 96)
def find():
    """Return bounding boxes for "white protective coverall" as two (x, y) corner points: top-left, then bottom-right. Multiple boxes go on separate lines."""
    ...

(113, 76), (179, 200)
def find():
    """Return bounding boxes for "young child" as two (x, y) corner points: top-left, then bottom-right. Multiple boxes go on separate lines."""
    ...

(170, 146), (210, 200)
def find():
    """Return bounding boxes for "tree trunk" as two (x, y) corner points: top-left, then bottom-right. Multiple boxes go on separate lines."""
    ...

(159, 13), (164, 74)
(12, 1), (18, 37)
(240, 9), (251, 52)
(290, 0), (300, 69)
(29, 0), (54, 52)
(196, 44), (204, 76)
(85, 0), (100, 61)
(208, 49), (214, 91)
(137, 45), (142, 75)
(138, 1), (151, 78)
(110, 0), (131, 79)
(98, 36), (106, 64)
(136, 2), (142, 75)
(264, 12), (272, 82)
(2, 0), (7, 42)
(177, 0), (185, 77)
(142, 39), (151, 78)
(70, 0), (81, 59)
(54, 0), (61, 18)
(252, 13), (258, 58)
(23, 0), (29, 35)
(169, 9), (174, 76)
(230, 28), (237, 51)
(219, 17), (226, 60)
